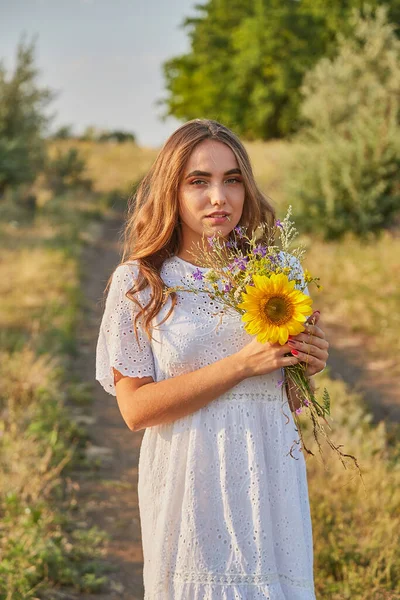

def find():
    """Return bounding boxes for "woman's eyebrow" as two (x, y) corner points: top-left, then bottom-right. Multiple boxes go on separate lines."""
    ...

(184, 168), (242, 180)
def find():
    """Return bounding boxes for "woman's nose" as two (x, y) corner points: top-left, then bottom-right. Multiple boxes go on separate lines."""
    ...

(209, 184), (227, 205)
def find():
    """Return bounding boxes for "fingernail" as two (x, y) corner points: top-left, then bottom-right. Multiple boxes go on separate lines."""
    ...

(314, 310), (320, 315)
(291, 349), (299, 356)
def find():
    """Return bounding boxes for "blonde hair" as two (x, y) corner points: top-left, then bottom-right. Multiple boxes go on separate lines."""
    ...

(106, 118), (275, 342)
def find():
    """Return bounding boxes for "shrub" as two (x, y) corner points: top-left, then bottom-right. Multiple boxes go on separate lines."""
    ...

(46, 147), (92, 193)
(285, 6), (400, 239)
(52, 125), (74, 140)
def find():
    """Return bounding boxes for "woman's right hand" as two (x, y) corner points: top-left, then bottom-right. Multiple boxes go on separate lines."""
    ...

(236, 337), (299, 379)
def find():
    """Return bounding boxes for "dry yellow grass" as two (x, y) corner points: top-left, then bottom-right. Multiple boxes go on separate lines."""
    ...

(0, 187), (109, 597)
(305, 374), (400, 598)
(0, 347), (71, 499)
(48, 139), (158, 193)
(244, 139), (292, 206)
(0, 247), (78, 334)
(304, 232), (400, 376)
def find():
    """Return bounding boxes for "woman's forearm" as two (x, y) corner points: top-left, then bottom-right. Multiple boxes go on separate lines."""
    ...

(128, 353), (249, 431)
(116, 338), (299, 431)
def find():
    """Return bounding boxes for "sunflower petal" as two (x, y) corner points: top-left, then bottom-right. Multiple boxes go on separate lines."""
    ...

(278, 327), (289, 345)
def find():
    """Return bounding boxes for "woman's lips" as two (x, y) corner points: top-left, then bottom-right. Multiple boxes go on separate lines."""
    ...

(204, 214), (230, 223)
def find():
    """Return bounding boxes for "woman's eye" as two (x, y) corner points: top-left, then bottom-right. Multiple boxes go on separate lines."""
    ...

(190, 178), (242, 185)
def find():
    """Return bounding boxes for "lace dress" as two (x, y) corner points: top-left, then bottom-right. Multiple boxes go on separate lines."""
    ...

(95, 256), (316, 600)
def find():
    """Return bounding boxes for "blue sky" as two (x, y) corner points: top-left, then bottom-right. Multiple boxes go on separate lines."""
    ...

(1, 0), (198, 147)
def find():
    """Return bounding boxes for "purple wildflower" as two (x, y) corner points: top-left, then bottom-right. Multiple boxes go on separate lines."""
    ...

(303, 398), (310, 407)
(207, 236), (215, 247)
(223, 282), (233, 292)
(277, 379), (284, 388)
(295, 407), (302, 415)
(275, 219), (283, 228)
(268, 254), (278, 263)
(253, 244), (267, 257)
(233, 256), (248, 271)
(226, 239), (237, 249)
(234, 226), (245, 238)
(192, 268), (204, 281)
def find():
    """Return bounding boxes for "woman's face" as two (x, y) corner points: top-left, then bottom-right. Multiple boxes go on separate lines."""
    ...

(177, 139), (245, 254)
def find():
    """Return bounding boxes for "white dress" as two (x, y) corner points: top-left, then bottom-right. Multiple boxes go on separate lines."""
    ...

(96, 255), (316, 600)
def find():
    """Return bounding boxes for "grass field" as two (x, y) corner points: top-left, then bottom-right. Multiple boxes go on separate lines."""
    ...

(0, 187), (115, 599)
(1, 138), (398, 599)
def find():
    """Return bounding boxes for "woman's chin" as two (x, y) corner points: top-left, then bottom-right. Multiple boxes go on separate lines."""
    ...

(202, 223), (234, 238)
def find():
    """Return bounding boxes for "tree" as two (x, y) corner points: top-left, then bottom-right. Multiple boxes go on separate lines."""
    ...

(0, 37), (54, 194)
(46, 147), (90, 194)
(285, 5), (400, 238)
(98, 130), (136, 143)
(160, 0), (253, 133)
(52, 125), (74, 140)
(160, 0), (400, 140)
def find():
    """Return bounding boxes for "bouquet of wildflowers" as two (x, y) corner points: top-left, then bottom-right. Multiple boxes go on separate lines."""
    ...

(167, 207), (360, 473)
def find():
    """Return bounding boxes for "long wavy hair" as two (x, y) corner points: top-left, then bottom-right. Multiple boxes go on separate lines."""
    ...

(105, 119), (275, 343)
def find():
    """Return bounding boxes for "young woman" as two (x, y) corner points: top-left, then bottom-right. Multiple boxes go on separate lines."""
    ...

(96, 119), (329, 599)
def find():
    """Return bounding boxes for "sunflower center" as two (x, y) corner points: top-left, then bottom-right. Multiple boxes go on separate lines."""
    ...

(264, 295), (293, 324)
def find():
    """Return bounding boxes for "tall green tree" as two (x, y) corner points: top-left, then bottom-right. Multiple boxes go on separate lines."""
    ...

(160, 0), (400, 139)
(0, 38), (54, 193)
(160, 0), (253, 132)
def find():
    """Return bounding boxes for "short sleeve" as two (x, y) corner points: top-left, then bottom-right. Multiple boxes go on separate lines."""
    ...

(95, 263), (156, 396)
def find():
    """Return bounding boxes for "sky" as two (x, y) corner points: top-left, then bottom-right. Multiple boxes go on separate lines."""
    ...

(1, 0), (199, 148)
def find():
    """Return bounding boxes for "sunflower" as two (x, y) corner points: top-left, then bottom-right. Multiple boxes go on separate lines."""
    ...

(237, 273), (313, 345)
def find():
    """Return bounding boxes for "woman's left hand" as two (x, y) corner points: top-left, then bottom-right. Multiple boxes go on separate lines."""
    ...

(287, 311), (329, 377)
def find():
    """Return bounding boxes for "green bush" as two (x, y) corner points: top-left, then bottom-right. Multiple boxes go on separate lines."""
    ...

(285, 6), (400, 239)
(51, 125), (74, 140)
(46, 147), (92, 194)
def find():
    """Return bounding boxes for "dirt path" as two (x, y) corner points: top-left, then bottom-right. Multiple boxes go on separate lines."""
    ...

(322, 322), (400, 424)
(66, 212), (399, 600)
(71, 211), (145, 600)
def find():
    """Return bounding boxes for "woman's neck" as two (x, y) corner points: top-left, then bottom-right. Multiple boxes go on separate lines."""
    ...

(176, 244), (231, 268)
(176, 248), (206, 267)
